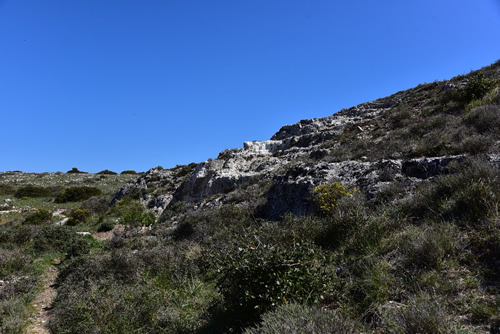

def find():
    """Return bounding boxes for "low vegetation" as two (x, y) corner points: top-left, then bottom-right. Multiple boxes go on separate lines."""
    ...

(36, 156), (496, 333)
(322, 61), (500, 162)
(54, 186), (102, 203)
(14, 185), (53, 199)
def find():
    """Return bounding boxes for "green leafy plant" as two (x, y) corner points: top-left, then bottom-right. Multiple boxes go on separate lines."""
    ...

(214, 240), (335, 328)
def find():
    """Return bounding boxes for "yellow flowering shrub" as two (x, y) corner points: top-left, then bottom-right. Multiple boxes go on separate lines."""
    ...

(313, 182), (356, 215)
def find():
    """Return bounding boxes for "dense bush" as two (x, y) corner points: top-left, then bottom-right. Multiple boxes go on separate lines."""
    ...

(0, 248), (32, 277)
(97, 220), (115, 232)
(314, 193), (371, 250)
(66, 167), (86, 173)
(0, 273), (38, 333)
(0, 295), (32, 333)
(212, 239), (336, 329)
(14, 185), (52, 198)
(461, 74), (496, 103)
(111, 199), (155, 226)
(97, 169), (117, 175)
(0, 184), (15, 195)
(66, 208), (90, 226)
(402, 158), (499, 224)
(0, 225), (37, 246)
(398, 224), (457, 269)
(32, 225), (91, 257)
(49, 276), (217, 334)
(464, 104), (500, 134)
(80, 196), (110, 215)
(120, 170), (137, 175)
(50, 245), (218, 334)
(23, 209), (52, 225)
(54, 186), (102, 203)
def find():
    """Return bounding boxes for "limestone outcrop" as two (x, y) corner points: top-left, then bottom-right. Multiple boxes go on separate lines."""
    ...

(114, 89), (500, 221)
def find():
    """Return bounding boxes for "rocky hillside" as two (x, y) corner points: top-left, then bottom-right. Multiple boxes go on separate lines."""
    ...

(116, 60), (500, 221)
(1, 60), (499, 334)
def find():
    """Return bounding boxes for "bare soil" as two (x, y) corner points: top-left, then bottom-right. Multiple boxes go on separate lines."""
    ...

(26, 260), (60, 334)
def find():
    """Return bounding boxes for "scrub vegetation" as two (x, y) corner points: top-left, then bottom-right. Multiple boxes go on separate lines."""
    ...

(0, 61), (499, 333)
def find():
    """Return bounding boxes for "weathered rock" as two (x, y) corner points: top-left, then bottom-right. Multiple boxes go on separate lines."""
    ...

(441, 83), (456, 92)
(112, 166), (195, 214)
(401, 156), (465, 179)
(112, 81), (498, 222)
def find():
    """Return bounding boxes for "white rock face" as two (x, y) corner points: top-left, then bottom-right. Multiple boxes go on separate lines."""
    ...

(171, 100), (401, 206)
(242, 140), (281, 155)
(115, 91), (500, 220)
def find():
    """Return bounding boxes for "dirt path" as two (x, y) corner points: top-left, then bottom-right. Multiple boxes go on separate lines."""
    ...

(26, 259), (60, 334)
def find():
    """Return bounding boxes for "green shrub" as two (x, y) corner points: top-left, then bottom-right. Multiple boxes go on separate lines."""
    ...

(97, 220), (115, 232)
(0, 295), (33, 333)
(23, 209), (52, 225)
(213, 240), (335, 328)
(173, 162), (198, 178)
(66, 167), (86, 174)
(0, 248), (32, 277)
(120, 170), (137, 175)
(66, 208), (90, 226)
(399, 225), (456, 269)
(461, 74), (496, 103)
(402, 158), (499, 224)
(50, 246), (218, 334)
(32, 225), (90, 257)
(112, 199), (155, 226)
(80, 196), (110, 215)
(0, 184), (15, 195)
(244, 303), (361, 334)
(464, 104), (500, 134)
(54, 186), (102, 203)
(460, 134), (493, 154)
(14, 185), (52, 198)
(49, 275), (216, 334)
(0, 225), (37, 246)
(314, 193), (369, 250)
(97, 169), (117, 175)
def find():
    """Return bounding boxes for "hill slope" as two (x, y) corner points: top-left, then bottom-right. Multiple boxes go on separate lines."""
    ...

(0, 60), (499, 333)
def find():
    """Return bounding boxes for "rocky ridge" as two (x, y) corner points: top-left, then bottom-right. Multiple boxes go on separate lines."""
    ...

(114, 83), (500, 221)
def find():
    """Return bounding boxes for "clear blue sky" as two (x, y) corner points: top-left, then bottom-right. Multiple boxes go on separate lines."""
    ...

(1, 1), (499, 173)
